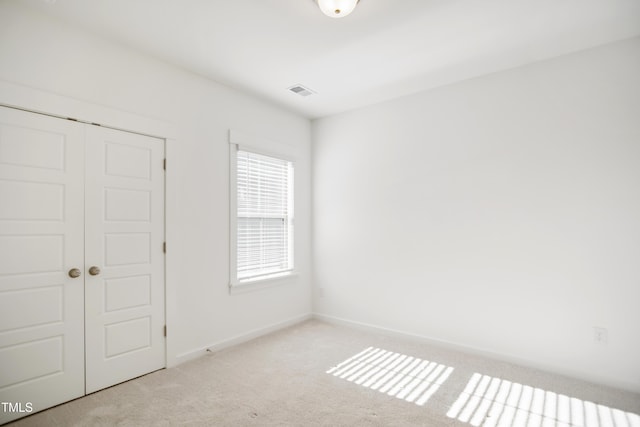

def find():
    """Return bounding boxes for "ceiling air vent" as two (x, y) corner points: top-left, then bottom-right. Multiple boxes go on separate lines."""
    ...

(288, 84), (316, 97)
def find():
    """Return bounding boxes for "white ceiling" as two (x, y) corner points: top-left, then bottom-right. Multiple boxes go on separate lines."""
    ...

(20, 0), (640, 119)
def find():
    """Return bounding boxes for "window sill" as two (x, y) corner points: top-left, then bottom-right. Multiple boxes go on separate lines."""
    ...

(229, 271), (298, 295)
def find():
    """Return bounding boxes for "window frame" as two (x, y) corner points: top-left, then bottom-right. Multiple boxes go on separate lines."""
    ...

(229, 130), (297, 292)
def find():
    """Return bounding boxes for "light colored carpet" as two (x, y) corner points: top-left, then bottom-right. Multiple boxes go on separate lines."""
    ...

(8, 319), (640, 426)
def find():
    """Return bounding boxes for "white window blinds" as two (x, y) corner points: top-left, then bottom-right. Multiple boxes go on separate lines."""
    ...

(236, 149), (294, 281)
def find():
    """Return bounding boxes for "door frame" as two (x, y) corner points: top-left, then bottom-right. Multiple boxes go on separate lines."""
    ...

(0, 80), (180, 369)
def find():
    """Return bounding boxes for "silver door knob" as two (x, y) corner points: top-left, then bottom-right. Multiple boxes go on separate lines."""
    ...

(89, 266), (101, 276)
(68, 268), (81, 278)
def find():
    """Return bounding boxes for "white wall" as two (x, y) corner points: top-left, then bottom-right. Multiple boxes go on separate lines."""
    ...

(313, 37), (640, 392)
(0, 2), (312, 365)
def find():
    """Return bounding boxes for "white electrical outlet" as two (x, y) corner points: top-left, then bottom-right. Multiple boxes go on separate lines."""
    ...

(594, 327), (608, 344)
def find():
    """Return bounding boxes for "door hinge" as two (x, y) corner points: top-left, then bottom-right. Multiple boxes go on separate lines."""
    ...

(163, 242), (166, 253)
(163, 325), (167, 337)
(163, 158), (166, 170)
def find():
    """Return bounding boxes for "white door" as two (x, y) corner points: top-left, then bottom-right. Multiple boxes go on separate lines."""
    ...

(84, 125), (165, 393)
(0, 107), (85, 424)
(0, 106), (166, 423)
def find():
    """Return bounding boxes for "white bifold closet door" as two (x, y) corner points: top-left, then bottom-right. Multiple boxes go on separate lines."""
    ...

(0, 107), (85, 423)
(84, 124), (165, 393)
(0, 106), (165, 424)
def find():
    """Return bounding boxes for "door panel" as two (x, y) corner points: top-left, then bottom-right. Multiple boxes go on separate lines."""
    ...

(84, 125), (165, 394)
(0, 107), (85, 424)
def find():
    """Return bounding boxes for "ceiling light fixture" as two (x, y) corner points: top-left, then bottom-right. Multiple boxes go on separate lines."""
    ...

(315, 0), (360, 18)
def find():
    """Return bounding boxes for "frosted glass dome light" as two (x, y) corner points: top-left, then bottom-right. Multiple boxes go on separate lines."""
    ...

(316, 0), (360, 18)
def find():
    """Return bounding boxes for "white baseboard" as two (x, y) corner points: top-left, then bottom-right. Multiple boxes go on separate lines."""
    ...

(171, 313), (312, 367)
(313, 313), (640, 394)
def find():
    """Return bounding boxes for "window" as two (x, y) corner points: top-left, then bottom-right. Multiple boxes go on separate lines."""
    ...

(230, 145), (294, 287)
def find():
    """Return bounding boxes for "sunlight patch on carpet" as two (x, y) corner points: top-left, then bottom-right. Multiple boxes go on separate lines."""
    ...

(447, 373), (640, 427)
(326, 347), (453, 406)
